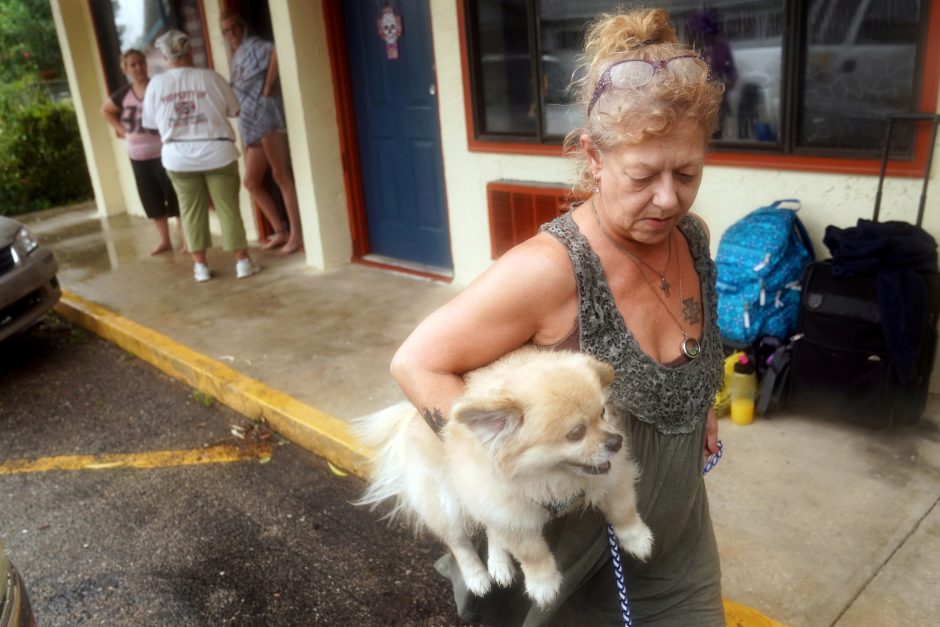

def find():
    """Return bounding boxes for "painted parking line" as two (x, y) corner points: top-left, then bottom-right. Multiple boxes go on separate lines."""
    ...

(0, 443), (272, 475)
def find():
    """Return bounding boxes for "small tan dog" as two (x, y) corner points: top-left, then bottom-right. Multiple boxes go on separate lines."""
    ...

(354, 346), (652, 608)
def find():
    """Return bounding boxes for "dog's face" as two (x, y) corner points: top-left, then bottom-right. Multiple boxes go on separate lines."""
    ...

(451, 353), (625, 479)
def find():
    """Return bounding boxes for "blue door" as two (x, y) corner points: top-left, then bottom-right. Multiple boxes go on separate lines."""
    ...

(342, 0), (452, 270)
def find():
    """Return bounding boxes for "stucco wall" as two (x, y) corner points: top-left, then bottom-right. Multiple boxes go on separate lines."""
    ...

(51, 0), (124, 217)
(268, 0), (350, 270)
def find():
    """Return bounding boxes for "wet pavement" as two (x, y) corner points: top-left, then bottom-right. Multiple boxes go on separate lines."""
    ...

(28, 203), (459, 421)
(0, 317), (462, 626)
(17, 204), (940, 626)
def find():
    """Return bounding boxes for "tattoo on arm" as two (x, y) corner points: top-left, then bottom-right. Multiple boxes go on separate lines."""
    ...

(682, 297), (702, 325)
(422, 407), (446, 437)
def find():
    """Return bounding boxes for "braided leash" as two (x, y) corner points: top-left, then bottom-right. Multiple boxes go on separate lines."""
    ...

(607, 439), (723, 627)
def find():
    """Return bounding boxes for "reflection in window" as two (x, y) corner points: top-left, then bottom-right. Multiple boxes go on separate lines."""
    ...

(801, 0), (921, 150)
(478, 1), (787, 146)
(465, 0), (928, 156)
(90, 0), (209, 93)
(685, 4), (783, 145)
(472, 0), (536, 136)
(537, 2), (588, 138)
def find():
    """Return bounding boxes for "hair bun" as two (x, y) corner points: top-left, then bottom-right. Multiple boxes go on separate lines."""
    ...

(156, 29), (191, 61)
(635, 9), (678, 46)
(584, 9), (678, 63)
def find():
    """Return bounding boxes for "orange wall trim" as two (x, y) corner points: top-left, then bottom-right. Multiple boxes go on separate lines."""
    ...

(353, 258), (454, 284)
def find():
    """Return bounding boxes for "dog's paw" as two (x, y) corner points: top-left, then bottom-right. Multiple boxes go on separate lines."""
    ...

(463, 567), (493, 597)
(616, 521), (654, 562)
(488, 554), (516, 588)
(525, 571), (563, 609)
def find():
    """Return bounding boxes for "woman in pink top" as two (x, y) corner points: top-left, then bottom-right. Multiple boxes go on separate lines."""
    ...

(101, 49), (185, 255)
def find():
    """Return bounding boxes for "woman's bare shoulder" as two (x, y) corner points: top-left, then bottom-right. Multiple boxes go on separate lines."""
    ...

(398, 232), (575, 373)
(480, 231), (575, 303)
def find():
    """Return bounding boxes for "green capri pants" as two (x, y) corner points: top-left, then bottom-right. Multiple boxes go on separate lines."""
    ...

(166, 161), (248, 252)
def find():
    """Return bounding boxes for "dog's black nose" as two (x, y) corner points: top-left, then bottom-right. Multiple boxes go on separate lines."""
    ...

(604, 432), (622, 453)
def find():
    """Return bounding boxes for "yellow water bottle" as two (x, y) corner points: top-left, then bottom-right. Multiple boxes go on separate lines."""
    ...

(730, 354), (757, 425)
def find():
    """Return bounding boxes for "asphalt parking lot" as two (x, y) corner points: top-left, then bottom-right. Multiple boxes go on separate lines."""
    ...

(0, 315), (465, 626)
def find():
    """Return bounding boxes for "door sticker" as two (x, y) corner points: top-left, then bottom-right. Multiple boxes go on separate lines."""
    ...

(377, 5), (403, 60)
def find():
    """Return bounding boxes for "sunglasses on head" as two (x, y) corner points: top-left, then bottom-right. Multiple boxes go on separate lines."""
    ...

(587, 55), (708, 115)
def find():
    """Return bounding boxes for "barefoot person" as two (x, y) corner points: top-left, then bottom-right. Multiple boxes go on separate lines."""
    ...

(142, 30), (260, 283)
(391, 8), (725, 625)
(221, 11), (303, 255)
(101, 49), (185, 255)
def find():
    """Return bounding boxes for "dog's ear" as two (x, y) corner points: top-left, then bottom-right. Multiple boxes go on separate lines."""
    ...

(589, 358), (615, 388)
(451, 396), (523, 445)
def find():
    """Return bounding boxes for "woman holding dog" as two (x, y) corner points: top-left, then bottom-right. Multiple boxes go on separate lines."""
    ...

(391, 7), (724, 626)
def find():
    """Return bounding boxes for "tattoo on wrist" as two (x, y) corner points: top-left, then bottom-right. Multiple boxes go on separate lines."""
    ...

(422, 407), (445, 436)
(682, 297), (701, 324)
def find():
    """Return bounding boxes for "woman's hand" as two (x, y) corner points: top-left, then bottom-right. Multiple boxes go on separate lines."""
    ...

(100, 99), (126, 138)
(704, 408), (719, 461)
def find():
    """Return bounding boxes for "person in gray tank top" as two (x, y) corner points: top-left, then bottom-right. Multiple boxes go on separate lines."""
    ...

(390, 8), (726, 625)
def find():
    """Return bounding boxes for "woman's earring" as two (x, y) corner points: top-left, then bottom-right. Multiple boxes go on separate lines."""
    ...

(592, 177), (601, 194)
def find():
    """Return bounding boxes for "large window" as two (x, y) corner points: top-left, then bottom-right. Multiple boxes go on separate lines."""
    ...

(90, 0), (210, 94)
(464, 0), (932, 157)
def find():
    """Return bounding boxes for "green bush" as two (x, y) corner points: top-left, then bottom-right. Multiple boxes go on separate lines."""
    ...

(0, 85), (92, 216)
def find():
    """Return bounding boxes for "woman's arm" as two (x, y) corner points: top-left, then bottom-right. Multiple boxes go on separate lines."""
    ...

(262, 48), (279, 97)
(101, 98), (125, 138)
(690, 211), (719, 458)
(391, 234), (575, 432)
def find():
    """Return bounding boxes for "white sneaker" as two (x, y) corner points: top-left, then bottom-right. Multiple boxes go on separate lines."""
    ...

(235, 258), (260, 279)
(193, 263), (211, 282)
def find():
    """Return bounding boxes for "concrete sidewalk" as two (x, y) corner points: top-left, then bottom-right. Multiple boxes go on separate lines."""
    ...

(22, 205), (940, 627)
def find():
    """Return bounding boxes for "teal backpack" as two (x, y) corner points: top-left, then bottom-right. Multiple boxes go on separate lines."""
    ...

(715, 199), (815, 346)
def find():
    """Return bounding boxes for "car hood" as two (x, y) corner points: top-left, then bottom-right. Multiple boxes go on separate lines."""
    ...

(0, 216), (23, 247)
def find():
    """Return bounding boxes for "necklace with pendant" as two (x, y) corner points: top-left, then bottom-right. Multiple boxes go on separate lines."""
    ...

(591, 201), (701, 359)
(591, 201), (673, 296)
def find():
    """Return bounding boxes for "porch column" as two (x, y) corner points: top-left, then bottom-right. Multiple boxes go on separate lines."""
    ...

(50, 0), (125, 217)
(268, 0), (351, 270)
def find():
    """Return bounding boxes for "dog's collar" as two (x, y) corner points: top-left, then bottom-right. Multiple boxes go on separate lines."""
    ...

(541, 490), (585, 517)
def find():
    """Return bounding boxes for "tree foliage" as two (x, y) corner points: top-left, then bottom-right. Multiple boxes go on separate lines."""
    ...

(0, 0), (91, 214)
(0, 0), (65, 84)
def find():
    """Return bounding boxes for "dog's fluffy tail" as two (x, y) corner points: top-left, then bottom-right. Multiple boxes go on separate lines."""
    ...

(350, 400), (414, 450)
(350, 401), (421, 525)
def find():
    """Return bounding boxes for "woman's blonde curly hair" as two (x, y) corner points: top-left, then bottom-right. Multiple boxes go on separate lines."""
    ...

(564, 8), (724, 197)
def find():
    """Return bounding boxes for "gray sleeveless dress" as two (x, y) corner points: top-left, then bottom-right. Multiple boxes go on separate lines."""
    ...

(436, 213), (725, 626)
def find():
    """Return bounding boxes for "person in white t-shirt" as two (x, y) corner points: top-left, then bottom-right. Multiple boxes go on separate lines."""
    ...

(142, 29), (259, 283)
(101, 49), (184, 256)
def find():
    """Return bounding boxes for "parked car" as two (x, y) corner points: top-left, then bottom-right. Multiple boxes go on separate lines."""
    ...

(0, 543), (36, 627)
(0, 216), (61, 342)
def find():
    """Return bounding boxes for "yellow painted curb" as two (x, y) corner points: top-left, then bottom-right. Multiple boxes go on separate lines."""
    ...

(55, 291), (372, 479)
(54, 290), (785, 627)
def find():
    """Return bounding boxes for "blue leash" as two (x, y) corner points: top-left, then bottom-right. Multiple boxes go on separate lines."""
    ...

(607, 440), (723, 627)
